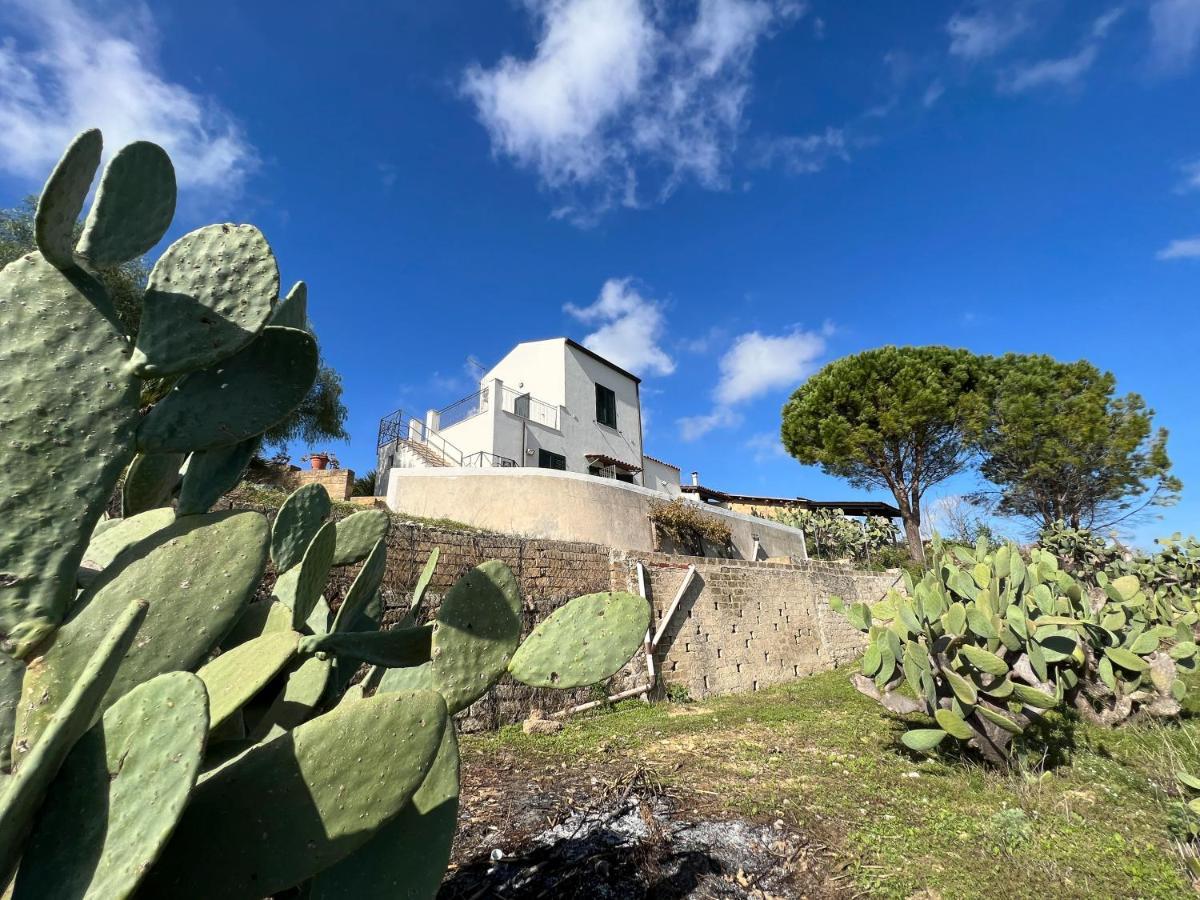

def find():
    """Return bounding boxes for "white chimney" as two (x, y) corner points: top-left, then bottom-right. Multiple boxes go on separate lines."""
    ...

(690, 471), (700, 486)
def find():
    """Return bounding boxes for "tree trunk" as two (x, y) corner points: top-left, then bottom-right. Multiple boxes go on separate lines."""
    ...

(902, 510), (925, 566)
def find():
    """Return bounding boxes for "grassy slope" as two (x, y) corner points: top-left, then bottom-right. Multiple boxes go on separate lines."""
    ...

(464, 668), (1200, 899)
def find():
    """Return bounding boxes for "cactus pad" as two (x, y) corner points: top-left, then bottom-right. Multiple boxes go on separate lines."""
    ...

(121, 451), (184, 516)
(176, 438), (257, 516)
(0, 254), (141, 657)
(15, 511), (268, 750)
(197, 631), (300, 733)
(34, 128), (102, 269)
(273, 522), (336, 628)
(79, 507), (176, 586)
(246, 655), (331, 742)
(300, 624), (432, 668)
(409, 546), (440, 620)
(0, 652), (23, 774)
(508, 591), (650, 689)
(136, 326), (318, 453)
(0, 600), (146, 885)
(223, 599), (295, 649)
(431, 561), (522, 714)
(310, 725), (460, 899)
(331, 509), (390, 567)
(142, 690), (448, 899)
(376, 660), (434, 694)
(331, 538), (387, 632)
(272, 483), (332, 572)
(270, 280), (309, 330)
(13, 671), (208, 900)
(77, 140), (176, 267)
(133, 224), (279, 376)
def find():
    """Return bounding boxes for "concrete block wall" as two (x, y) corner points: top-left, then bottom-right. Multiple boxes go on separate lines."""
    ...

(611, 551), (900, 700)
(230, 498), (897, 729)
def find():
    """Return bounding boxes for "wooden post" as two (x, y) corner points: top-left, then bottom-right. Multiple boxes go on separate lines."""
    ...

(637, 562), (655, 702)
(552, 684), (652, 718)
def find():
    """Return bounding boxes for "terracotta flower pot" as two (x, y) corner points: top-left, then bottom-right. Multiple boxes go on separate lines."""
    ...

(310, 455), (328, 470)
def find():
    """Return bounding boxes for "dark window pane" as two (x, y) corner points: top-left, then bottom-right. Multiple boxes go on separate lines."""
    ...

(538, 449), (566, 470)
(595, 384), (617, 428)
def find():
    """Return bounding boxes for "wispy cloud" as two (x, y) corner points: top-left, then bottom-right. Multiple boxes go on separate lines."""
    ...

(745, 431), (788, 463)
(1149, 0), (1200, 72)
(1180, 158), (1200, 192)
(0, 0), (256, 193)
(678, 326), (827, 440)
(678, 407), (742, 441)
(1157, 236), (1200, 259)
(946, 4), (1032, 60)
(1000, 45), (1099, 93)
(998, 9), (1123, 94)
(461, 0), (801, 222)
(565, 277), (676, 377)
(756, 127), (849, 175)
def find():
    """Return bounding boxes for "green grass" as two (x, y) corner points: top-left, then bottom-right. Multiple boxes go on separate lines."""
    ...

(462, 668), (1200, 899)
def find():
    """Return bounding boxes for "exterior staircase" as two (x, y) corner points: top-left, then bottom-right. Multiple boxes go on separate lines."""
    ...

(400, 437), (452, 468)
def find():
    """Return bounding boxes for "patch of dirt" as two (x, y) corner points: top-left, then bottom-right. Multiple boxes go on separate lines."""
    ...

(666, 705), (714, 717)
(441, 752), (845, 899)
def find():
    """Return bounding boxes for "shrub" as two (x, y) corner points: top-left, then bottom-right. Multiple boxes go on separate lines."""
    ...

(649, 498), (732, 555)
(833, 535), (1198, 766)
(353, 469), (378, 497)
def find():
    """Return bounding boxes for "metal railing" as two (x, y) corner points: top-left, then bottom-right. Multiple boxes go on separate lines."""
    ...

(377, 408), (407, 448)
(377, 408), (520, 470)
(499, 385), (559, 430)
(437, 387), (489, 431)
(461, 451), (518, 468)
(376, 409), (464, 466)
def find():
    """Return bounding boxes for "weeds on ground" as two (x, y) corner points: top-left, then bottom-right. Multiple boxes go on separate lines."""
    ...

(464, 667), (1200, 899)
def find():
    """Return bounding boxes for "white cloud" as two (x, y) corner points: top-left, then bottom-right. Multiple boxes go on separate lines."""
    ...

(0, 0), (256, 192)
(997, 9), (1123, 94)
(714, 328), (826, 404)
(1183, 159), (1200, 191)
(565, 277), (676, 376)
(462, 0), (800, 220)
(757, 127), (849, 175)
(1149, 0), (1200, 72)
(1090, 7), (1126, 40)
(946, 5), (1031, 60)
(745, 431), (787, 463)
(678, 326), (826, 440)
(1157, 236), (1200, 259)
(1000, 45), (1099, 93)
(922, 80), (946, 108)
(678, 407), (742, 441)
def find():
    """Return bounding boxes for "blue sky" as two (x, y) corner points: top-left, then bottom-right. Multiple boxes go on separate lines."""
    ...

(1, 0), (1198, 546)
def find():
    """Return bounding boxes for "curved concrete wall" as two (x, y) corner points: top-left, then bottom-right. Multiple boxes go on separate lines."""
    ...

(384, 467), (808, 560)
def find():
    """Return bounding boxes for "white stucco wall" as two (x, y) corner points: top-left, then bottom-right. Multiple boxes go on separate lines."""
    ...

(436, 387), (498, 462)
(643, 457), (682, 497)
(384, 468), (809, 560)
(563, 343), (643, 476)
(483, 339), (567, 408)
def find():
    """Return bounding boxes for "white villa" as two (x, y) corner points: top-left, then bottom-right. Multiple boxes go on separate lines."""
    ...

(375, 337), (683, 497)
(374, 337), (896, 560)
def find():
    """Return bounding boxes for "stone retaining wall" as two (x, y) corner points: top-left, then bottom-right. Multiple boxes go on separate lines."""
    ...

(611, 552), (899, 700)
(227, 499), (895, 730)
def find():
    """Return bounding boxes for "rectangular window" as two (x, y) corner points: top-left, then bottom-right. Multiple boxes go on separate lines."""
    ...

(538, 449), (566, 470)
(595, 383), (617, 429)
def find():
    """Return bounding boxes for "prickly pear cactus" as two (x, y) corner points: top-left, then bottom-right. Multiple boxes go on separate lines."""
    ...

(0, 129), (651, 898)
(835, 535), (1200, 765)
